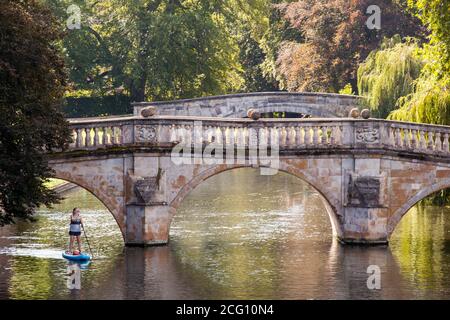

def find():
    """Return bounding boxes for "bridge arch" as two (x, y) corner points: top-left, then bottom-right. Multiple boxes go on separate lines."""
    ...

(387, 178), (450, 238)
(133, 92), (360, 118)
(51, 170), (126, 242)
(168, 163), (343, 240)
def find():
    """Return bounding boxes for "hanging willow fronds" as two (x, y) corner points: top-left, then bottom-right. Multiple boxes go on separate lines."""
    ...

(357, 36), (424, 118)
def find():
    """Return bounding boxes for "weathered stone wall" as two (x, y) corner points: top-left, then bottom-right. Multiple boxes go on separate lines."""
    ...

(133, 92), (361, 118)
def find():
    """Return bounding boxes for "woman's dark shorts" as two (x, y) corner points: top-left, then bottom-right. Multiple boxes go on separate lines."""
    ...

(69, 231), (81, 236)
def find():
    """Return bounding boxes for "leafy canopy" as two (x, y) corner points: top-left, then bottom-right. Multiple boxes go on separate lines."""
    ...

(0, 0), (71, 225)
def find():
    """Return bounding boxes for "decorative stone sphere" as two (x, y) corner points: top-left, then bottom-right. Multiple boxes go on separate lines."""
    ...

(349, 108), (360, 119)
(360, 109), (371, 119)
(247, 109), (261, 120)
(141, 106), (157, 118)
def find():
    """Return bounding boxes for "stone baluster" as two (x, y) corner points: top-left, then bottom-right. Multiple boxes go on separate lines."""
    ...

(334, 126), (342, 145)
(109, 126), (116, 145)
(284, 126), (292, 146)
(312, 127), (319, 145)
(418, 130), (426, 150)
(169, 125), (176, 142)
(394, 128), (402, 148)
(93, 127), (100, 146)
(443, 132), (449, 153)
(97, 127), (103, 145)
(113, 127), (119, 145)
(258, 127), (267, 147)
(427, 131), (434, 150)
(234, 127), (242, 146)
(76, 128), (84, 147)
(410, 129), (417, 149)
(435, 132), (442, 151)
(108, 127), (115, 145)
(69, 129), (77, 148)
(244, 127), (250, 146)
(112, 126), (118, 145)
(229, 127), (235, 146)
(320, 127), (327, 144)
(269, 127), (276, 148)
(328, 127), (336, 145)
(213, 126), (219, 144)
(279, 127), (286, 146)
(177, 125), (185, 144)
(385, 127), (393, 147)
(220, 127), (226, 145)
(208, 126), (216, 143)
(404, 128), (411, 149)
(186, 125), (194, 145)
(118, 126), (124, 144)
(84, 128), (91, 147)
(303, 126), (310, 145)
(203, 125), (213, 143)
(295, 126), (302, 146)
(109, 127), (115, 145)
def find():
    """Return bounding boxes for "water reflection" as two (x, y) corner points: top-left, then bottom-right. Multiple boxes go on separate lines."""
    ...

(1, 169), (450, 299)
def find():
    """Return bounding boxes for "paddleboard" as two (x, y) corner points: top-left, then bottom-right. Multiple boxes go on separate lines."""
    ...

(62, 252), (91, 261)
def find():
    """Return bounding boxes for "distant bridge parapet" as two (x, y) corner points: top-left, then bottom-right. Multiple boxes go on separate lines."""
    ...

(133, 92), (361, 118)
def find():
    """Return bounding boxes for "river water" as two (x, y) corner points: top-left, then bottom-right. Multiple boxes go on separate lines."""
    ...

(1, 168), (450, 300)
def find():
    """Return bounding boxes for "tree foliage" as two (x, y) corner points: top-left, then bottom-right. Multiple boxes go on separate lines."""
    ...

(46, 0), (272, 102)
(275, 0), (423, 93)
(357, 36), (424, 118)
(0, 0), (71, 225)
(389, 0), (450, 124)
(238, 29), (279, 92)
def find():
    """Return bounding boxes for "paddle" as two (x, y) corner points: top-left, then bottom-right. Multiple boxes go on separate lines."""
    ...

(81, 223), (94, 259)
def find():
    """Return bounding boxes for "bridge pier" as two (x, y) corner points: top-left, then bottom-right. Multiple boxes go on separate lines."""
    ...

(338, 157), (389, 245)
(339, 207), (389, 245)
(125, 204), (172, 246)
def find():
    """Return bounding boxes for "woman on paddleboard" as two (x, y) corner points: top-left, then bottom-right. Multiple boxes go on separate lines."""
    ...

(67, 208), (83, 254)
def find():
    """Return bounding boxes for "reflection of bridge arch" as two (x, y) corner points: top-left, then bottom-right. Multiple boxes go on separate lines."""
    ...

(133, 92), (360, 118)
(168, 164), (343, 240)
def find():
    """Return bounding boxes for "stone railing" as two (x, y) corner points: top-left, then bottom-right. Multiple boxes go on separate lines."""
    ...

(132, 92), (361, 118)
(64, 116), (450, 158)
(382, 121), (450, 153)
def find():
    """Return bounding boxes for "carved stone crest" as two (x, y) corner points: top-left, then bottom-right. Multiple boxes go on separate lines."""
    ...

(356, 127), (379, 143)
(135, 125), (157, 143)
(347, 174), (381, 207)
(134, 177), (159, 204)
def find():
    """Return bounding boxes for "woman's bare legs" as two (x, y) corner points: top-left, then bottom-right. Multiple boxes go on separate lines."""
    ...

(76, 236), (82, 252)
(69, 236), (74, 253)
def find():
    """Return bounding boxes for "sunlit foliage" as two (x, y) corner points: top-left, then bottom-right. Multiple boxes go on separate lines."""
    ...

(357, 36), (424, 118)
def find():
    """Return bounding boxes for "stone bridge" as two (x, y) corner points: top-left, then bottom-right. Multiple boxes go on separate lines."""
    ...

(48, 114), (450, 246)
(133, 92), (360, 118)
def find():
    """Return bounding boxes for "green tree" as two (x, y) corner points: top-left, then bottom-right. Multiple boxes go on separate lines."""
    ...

(46, 0), (271, 102)
(357, 36), (424, 118)
(275, 0), (423, 93)
(238, 30), (279, 92)
(389, 0), (450, 124)
(0, 0), (71, 225)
